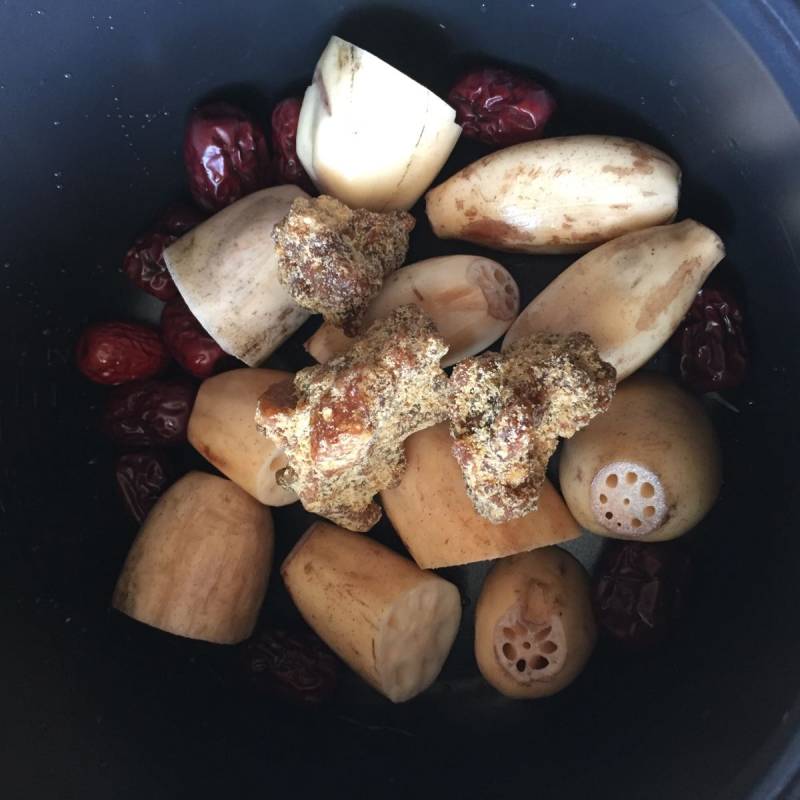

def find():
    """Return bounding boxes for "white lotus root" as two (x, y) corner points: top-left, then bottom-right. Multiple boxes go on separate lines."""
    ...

(494, 602), (566, 685)
(590, 461), (668, 537)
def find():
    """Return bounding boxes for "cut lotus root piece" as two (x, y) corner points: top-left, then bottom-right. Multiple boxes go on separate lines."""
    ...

(590, 461), (668, 537)
(282, 521), (461, 703)
(256, 304), (448, 531)
(494, 603), (566, 684)
(376, 579), (463, 702)
(305, 255), (520, 368)
(559, 373), (721, 542)
(272, 194), (415, 335)
(475, 547), (596, 699)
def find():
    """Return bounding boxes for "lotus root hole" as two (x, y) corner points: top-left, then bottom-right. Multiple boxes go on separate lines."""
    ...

(495, 611), (564, 683)
(591, 462), (668, 537)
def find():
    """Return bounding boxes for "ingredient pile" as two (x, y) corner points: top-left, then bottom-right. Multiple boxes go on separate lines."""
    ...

(77, 36), (747, 704)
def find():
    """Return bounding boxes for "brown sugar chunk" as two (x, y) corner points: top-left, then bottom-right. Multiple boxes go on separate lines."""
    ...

(272, 195), (415, 335)
(449, 332), (616, 523)
(256, 305), (448, 531)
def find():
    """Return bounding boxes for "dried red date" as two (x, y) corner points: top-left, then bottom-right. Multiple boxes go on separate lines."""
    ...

(123, 231), (179, 301)
(184, 102), (271, 211)
(448, 67), (556, 147)
(673, 286), (747, 393)
(243, 627), (338, 705)
(102, 378), (197, 447)
(593, 540), (692, 648)
(156, 202), (207, 236)
(123, 202), (205, 300)
(271, 98), (314, 193)
(115, 451), (173, 523)
(76, 322), (170, 385)
(161, 298), (227, 379)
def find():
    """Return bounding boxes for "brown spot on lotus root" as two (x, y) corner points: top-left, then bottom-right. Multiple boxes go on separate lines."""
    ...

(462, 217), (518, 244)
(635, 257), (701, 331)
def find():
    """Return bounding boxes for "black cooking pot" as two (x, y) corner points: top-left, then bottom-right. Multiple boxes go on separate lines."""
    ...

(3, 1), (800, 797)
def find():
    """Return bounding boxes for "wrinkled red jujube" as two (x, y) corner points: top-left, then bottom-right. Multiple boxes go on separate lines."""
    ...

(102, 378), (197, 447)
(115, 451), (173, 523)
(593, 540), (692, 648)
(271, 98), (314, 193)
(448, 67), (556, 147)
(76, 322), (170, 385)
(244, 627), (338, 705)
(184, 102), (271, 211)
(156, 202), (207, 236)
(123, 231), (180, 301)
(161, 298), (227, 379)
(673, 286), (747, 393)
(124, 203), (205, 300)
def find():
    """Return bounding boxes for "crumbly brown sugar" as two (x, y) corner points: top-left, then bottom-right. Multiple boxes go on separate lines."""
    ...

(256, 305), (448, 531)
(449, 332), (616, 523)
(273, 195), (415, 335)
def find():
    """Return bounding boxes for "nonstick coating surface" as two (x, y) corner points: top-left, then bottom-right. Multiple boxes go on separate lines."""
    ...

(2, 1), (800, 798)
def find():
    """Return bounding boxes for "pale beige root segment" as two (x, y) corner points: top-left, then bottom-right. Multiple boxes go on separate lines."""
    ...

(305, 255), (520, 367)
(296, 36), (461, 212)
(502, 219), (725, 380)
(474, 547), (596, 699)
(426, 135), (680, 254)
(380, 423), (580, 569)
(112, 472), (274, 644)
(281, 521), (461, 702)
(187, 369), (297, 507)
(163, 185), (311, 366)
(559, 372), (722, 542)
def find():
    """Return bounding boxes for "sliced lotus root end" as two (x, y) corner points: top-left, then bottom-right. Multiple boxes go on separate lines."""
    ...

(590, 461), (667, 537)
(469, 258), (519, 322)
(493, 603), (566, 684)
(376, 580), (461, 703)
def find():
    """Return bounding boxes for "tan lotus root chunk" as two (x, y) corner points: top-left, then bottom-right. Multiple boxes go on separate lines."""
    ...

(475, 548), (596, 699)
(272, 194), (415, 334)
(449, 332), (616, 523)
(255, 305), (448, 531)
